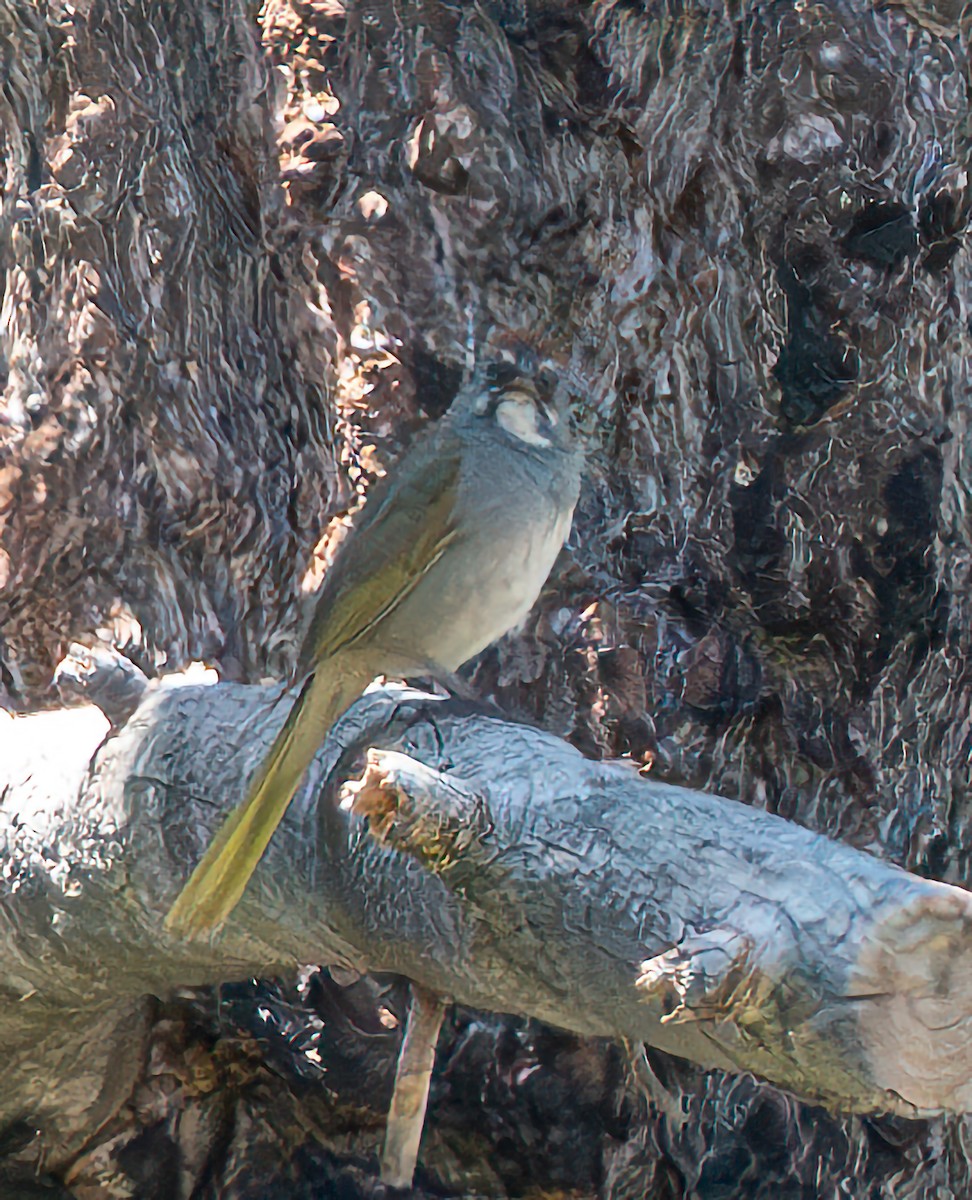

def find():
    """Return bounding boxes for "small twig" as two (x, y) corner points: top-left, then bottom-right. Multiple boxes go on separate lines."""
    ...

(380, 983), (447, 1189)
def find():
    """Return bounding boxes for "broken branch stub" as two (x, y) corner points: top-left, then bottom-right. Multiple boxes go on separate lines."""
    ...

(341, 747), (495, 886)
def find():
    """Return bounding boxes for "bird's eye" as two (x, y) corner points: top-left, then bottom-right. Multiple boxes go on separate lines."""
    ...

(536, 365), (558, 395)
(485, 362), (522, 392)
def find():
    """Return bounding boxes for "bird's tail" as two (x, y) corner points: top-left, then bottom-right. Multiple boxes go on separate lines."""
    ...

(164, 666), (365, 938)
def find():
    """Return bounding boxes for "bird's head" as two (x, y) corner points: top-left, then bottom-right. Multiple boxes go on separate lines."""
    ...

(464, 361), (571, 452)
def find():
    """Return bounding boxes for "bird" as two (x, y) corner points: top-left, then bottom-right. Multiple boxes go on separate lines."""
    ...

(164, 361), (582, 937)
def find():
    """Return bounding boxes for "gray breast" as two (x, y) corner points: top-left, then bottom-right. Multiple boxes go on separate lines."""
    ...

(381, 424), (579, 674)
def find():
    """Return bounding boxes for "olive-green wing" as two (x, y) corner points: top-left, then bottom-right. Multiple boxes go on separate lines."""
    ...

(298, 426), (464, 674)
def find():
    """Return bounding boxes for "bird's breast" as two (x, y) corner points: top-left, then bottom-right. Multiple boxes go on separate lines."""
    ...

(383, 494), (573, 675)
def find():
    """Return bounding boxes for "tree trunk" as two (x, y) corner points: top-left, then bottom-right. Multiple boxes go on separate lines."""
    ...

(1, 0), (970, 1195)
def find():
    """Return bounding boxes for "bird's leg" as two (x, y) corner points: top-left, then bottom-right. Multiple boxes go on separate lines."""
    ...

(417, 668), (514, 722)
(380, 982), (447, 1188)
(427, 669), (480, 704)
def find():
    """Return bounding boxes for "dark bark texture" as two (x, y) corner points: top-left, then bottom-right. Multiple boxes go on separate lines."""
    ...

(0, 0), (970, 1195)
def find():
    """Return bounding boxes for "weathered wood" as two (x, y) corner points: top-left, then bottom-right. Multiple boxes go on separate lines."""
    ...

(340, 735), (972, 1117)
(4, 677), (972, 1176)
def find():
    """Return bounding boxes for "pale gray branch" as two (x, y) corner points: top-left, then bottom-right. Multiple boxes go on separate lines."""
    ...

(2, 679), (972, 1164)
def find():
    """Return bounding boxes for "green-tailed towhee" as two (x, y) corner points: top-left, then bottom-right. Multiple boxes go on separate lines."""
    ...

(165, 361), (582, 937)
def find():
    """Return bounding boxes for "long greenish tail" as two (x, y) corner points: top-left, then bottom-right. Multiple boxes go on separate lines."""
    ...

(164, 666), (365, 938)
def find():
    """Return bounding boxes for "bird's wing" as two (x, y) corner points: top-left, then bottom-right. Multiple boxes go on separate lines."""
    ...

(298, 426), (464, 673)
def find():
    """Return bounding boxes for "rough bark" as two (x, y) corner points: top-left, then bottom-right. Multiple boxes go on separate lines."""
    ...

(0, 0), (339, 696)
(1, 0), (971, 1194)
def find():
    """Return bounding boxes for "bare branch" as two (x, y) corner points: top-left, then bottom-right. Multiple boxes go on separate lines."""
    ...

(3, 680), (972, 1166)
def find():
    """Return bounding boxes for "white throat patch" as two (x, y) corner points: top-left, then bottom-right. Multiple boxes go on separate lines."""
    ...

(495, 396), (552, 447)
